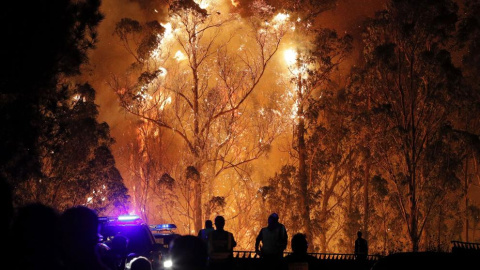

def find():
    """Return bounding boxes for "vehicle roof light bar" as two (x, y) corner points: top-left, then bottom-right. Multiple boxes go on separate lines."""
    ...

(117, 214), (141, 221)
(151, 224), (177, 230)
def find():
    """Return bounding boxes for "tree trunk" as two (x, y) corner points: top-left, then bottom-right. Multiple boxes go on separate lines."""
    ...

(296, 75), (312, 249)
(348, 169), (355, 250)
(364, 161), (370, 238)
(437, 208), (443, 251)
(194, 177), (202, 233)
(465, 159), (469, 242)
(364, 91), (371, 238)
(409, 174), (419, 252)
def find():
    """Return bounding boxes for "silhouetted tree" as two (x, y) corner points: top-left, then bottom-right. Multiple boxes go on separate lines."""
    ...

(14, 83), (130, 213)
(353, 0), (469, 251)
(457, 0), (480, 242)
(1, 0), (129, 213)
(1, 0), (101, 186)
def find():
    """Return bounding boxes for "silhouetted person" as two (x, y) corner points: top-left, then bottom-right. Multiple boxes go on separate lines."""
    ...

(0, 176), (14, 264)
(0, 176), (13, 237)
(102, 235), (129, 270)
(198, 220), (214, 243)
(255, 213), (288, 269)
(60, 206), (110, 270)
(355, 231), (368, 261)
(11, 203), (65, 270)
(129, 256), (152, 270)
(96, 243), (111, 263)
(169, 235), (208, 270)
(283, 233), (319, 270)
(207, 216), (237, 270)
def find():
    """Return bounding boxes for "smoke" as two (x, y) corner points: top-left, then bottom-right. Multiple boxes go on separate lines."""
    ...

(316, 0), (387, 77)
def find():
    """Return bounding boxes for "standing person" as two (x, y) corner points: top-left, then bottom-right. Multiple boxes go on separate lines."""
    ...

(255, 213), (288, 268)
(207, 216), (237, 270)
(354, 231), (368, 261)
(197, 220), (214, 243)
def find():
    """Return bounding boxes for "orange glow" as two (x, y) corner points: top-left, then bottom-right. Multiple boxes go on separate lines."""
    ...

(284, 48), (297, 66)
(173, 50), (187, 62)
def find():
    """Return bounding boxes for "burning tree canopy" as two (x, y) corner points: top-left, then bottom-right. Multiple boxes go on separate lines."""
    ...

(110, 0), (291, 233)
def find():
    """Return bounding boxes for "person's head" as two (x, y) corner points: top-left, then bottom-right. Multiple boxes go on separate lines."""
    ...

(129, 256), (152, 270)
(60, 206), (100, 258)
(291, 233), (308, 254)
(12, 203), (61, 251)
(268, 213), (279, 227)
(214, 216), (225, 230)
(11, 203), (62, 268)
(357, 231), (362, 238)
(169, 235), (208, 270)
(205, 220), (213, 229)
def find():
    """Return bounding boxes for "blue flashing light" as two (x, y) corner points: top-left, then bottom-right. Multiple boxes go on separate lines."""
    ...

(152, 224), (177, 230)
(98, 216), (116, 223)
(117, 214), (141, 221)
(98, 217), (109, 222)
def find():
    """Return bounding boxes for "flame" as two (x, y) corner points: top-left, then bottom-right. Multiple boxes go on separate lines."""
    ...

(284, 48), (297, 66)
(160, 96), (172, 111)
(291, 98), (299, 120)
(269, 12), (292, 30)
(174, 50), (187, 62)
(198, 1), (209, 9)
(161, 23), (176, 45)
(158, 67), (167, 76)
(273, 13), (290, 24)
(194, 0), (219, 9)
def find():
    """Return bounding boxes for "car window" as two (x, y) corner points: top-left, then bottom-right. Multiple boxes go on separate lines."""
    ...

(101, 225), (154, 254)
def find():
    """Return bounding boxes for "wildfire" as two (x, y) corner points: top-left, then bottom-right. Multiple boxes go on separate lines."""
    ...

(197, 0), (210, 9)
(284, 48), (297, 66)
(159, 96), (172, 111)
(161, 23), (173, 40)
(117, 0), (299, 245)
(174, 50), (187, 62)
(273, 13), (290, 24)
(194, 0), (222, 9)
(158, 67), (167, 76)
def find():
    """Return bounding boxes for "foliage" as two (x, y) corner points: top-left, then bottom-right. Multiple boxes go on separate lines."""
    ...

(15, 83), (130, 213)
(261, 165), (303, 234)
(1, 0), (101, 183)
(351, 0), (471, 251)
(1, 0), (129, 214)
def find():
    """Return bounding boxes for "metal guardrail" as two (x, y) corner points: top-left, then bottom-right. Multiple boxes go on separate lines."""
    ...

(451, 241), (480, 251)
(233, 251), (260, 259)
(233, 251), (381, 261)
